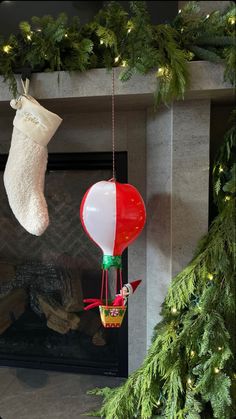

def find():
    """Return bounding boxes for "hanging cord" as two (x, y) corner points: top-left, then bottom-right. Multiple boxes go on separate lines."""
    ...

(21, 77), (30, 97)
(119, 269), (124, 307)
(100, 269), (105, 301)
(112, 67), (116, 181)
(105, 270), (109, 306)
(115, 269), (119, 295)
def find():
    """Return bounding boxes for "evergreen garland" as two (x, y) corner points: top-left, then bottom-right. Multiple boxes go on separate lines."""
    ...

(87, 116), (236, 418)
(0, 1), (235, 103)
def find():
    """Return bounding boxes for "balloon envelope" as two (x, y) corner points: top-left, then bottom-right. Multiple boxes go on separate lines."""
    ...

(80, 180), (146, 256)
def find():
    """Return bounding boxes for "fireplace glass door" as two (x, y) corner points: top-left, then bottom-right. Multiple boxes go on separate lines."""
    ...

(0, 152), (128, 377)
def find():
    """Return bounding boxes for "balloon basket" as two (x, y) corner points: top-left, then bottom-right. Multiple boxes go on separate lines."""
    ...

(99, 305), (127, 328)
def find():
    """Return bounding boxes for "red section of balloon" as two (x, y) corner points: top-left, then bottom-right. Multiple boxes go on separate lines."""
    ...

(114, 182), (146, 255)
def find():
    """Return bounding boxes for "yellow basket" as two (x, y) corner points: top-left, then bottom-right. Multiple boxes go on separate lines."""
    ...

(99, 305), (127, 328)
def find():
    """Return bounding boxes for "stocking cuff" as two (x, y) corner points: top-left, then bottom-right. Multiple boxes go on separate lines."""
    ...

(12, 95), (62, 147)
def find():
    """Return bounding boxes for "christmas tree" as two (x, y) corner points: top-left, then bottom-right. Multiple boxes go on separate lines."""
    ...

(88, 114), (236, 418)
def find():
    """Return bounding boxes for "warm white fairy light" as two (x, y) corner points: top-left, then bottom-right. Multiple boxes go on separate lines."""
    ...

(127, 21), (134, 33)
(214, 367), (220, 374)
(2, 44), (11, 53)
(224, 195), (231, 201)
(206, 14), (210, 19)
(100, 39), (104, 45)
(207, 273), (213, 280)
(178, 9), (182, 14)
(171, 307), (177, 314)
(198, 304), (202, 312)
(64, 33), (68, 38)
(27, 34), (32, 40)
(219, 165), (224, 172)
(218, 346), (223, 351)
(228, 17), (235, 25)
(157, 400), (161, 406)
(114, 56), (120, 63)
(190, 350), (195, 357)
(157, 67), (165, 76)
(121, 60), (127, 67)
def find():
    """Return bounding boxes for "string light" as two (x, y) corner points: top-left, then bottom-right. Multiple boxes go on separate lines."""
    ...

(64, 33), (68, 38)
(228, 17), (235, 25)
(224, 195), (231, 201)
(214, 367), (220, 374)
(206, 14), (210, 19)
(114, 56), (120, 63)
(190, 350), (195, 357)
(157, 67), (165, 77)
(181, 28), (184, 33)
(121, 60), (127, 67)
(2, 45), (11, 53)
(100, 39), (104, 45)
(187, 51), (194, 60)
(36, 28), (42, 32)
(178, 9), (182, 14)
(171, 307), (177, 314)
(218, 346), (222, 351)
(207, 273), (213, 280)
(187, 378), (192, 385)
(157, 66), (171, 79)
(157, 400), (161, 406)
(127, 21), (134, 33)
(27, 34), (32, 40)
(219, 165), (224, 172)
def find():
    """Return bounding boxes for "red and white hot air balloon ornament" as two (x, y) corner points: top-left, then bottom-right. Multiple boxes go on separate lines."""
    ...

(80, 179), (146, 327)
(80, 70), (146, 328)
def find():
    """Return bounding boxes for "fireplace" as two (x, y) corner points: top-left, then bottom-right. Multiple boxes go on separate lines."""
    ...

(0, 152), (128, 377)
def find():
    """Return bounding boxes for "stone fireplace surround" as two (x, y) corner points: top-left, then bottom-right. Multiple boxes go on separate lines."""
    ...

(0, 62), (233, 373)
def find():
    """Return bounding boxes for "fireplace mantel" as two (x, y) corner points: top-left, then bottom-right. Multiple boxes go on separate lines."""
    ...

(0, 62), (233, 107)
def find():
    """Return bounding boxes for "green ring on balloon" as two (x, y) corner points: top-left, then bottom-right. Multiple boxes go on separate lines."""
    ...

(102, 255), (122, 270)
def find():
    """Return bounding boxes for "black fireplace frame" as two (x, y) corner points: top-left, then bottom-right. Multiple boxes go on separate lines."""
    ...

(0, 151), (128, 377)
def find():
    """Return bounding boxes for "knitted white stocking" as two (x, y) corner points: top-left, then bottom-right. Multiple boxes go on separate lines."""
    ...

(4, 95), (62, 236)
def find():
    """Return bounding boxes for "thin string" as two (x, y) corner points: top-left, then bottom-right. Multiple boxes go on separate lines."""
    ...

(105, 270), (109, 306)
(112, 67), (116, 181)
(119, 269), (123, 290)
(115, 269), (119, 295)
(100, 269), (105, 301)
(119, 269), (124, 307)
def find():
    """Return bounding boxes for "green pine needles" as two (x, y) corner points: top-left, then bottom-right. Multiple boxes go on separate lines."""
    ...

(0, 1), (235, 103)
(87, 118), (236, 418)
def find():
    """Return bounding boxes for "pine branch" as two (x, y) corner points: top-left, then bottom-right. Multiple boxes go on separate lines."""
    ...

(188, 46), (223, 63)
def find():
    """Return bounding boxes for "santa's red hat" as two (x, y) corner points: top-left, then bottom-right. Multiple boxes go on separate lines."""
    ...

(124, 280), (142, 295)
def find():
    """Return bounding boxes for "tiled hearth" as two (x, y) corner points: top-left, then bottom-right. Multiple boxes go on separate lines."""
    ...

(0, 366), (124, 419)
